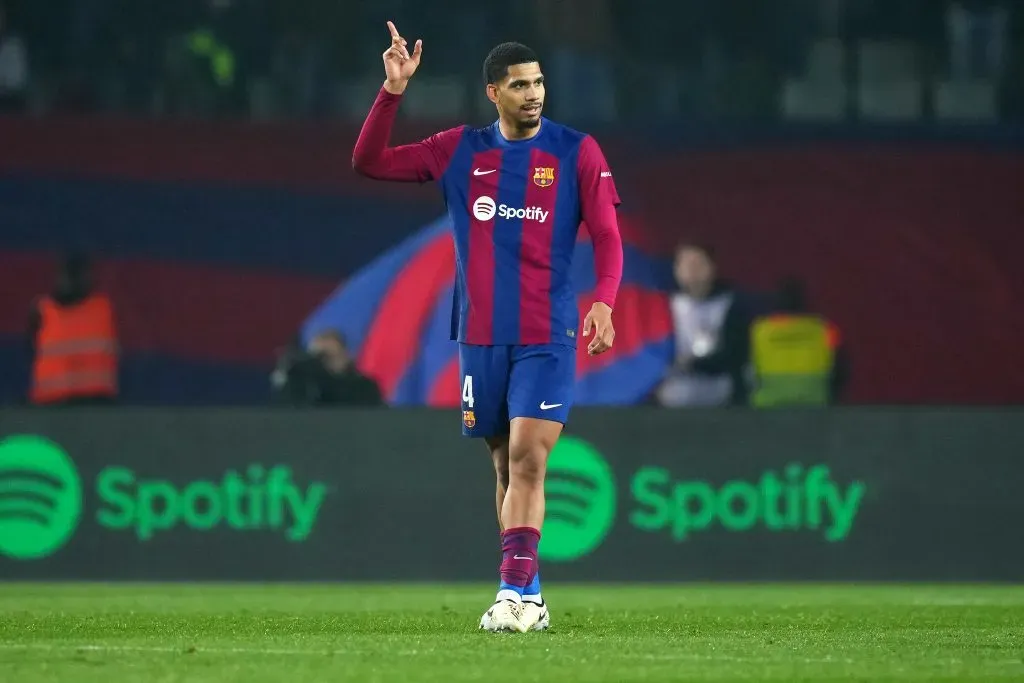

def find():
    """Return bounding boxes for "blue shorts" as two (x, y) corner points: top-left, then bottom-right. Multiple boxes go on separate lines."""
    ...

(459, 343), (575, 438)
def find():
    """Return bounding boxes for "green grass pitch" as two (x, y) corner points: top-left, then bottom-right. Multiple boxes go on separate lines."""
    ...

(1, 583), (1021, 682)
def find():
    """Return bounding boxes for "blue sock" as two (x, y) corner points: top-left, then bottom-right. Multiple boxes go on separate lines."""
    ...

(497, 574), (540, 597)
(498, 581), (525, 597)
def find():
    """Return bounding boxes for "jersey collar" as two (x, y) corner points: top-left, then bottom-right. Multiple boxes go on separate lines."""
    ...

(491, 117), (547, 147)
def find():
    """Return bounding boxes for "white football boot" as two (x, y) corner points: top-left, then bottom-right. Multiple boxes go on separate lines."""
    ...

(478, 599), (536, 633)
(522, 599), (550, 631)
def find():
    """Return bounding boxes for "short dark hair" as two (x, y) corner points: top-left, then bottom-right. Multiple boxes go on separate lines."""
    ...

(483, 42), (539, 84)
(776, 277), (808, 312)
(312, 328), (348, 350)
(61, 251), (92, 278)
(675, 242), (716, 263)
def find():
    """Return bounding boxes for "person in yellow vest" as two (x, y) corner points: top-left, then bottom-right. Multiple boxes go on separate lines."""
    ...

(27, 253), (119, 406)
(749, 278), (848, 407)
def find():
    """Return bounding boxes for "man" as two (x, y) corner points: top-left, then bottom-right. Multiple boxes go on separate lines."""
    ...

(27, 253), (118, 406)
(272, 330), (384, 406)
(657, 243), (751, 407)
(749, 277), (848, 406)
(352, 23), (623, 632)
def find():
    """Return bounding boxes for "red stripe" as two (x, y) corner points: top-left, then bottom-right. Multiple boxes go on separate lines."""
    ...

(427, 355), (461, 407)
(465, 150), (503, 344)
(576, 286), (673, 373)
(358, 235), (456, 398)
(520, 149), (560, 344)
(0, 250), (336, 364)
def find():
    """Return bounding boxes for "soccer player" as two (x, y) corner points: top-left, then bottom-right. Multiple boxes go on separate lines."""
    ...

(353, 22), (623, 633)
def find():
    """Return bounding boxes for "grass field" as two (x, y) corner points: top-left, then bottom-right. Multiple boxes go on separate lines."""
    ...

(0, 583), (1021, 682)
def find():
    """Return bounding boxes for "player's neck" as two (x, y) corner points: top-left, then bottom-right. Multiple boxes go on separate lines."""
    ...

(498, 117), (542, 142)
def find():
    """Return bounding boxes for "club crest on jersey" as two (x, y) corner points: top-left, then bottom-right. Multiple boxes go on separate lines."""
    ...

(533, 167), (555, 187)
(463, 410), (476, 428)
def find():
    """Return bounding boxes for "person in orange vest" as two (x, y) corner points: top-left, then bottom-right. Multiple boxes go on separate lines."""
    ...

(27, 253), (119, 406)
(749, 278), (848, 407)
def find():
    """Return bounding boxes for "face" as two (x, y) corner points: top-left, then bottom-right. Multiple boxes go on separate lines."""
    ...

(674, 248), (715, 293)
(488, 62), (544, 129)
(309, 335), (349, 371)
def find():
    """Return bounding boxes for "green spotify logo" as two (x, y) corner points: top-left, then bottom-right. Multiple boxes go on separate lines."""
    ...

(540, 437), (867, 563)
(539, 436), (616, 562)
(0, 435), (83, 560)
(0, 433), (329, 562)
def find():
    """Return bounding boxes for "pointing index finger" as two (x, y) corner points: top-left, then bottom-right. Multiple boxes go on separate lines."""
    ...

(386, 21), (400, 39)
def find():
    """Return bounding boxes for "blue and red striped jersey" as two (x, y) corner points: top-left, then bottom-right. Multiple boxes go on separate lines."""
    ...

(352, 87), (623, 348)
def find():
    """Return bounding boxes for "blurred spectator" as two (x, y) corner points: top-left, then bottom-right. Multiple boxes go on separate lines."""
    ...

(748, 278), (849, 407)
(164, 0), (243, 117)
(656, 243), (751, 408)
(0, 1), (29, 112)
(946, 0), (1009, 80)
(27, 253), (119, 406)
(272, 330), (383, 406)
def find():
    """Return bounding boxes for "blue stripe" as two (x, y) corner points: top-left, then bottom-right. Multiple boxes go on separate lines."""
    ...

(552, 141), (581, 342)
(494, 148), (528, 342)
(0, 175), (435, 277)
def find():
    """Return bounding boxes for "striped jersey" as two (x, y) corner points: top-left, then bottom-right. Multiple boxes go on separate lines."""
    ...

(352, 87), (623, 348)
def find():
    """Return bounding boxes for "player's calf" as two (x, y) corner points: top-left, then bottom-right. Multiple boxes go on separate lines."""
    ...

(501, 439), (548, 530)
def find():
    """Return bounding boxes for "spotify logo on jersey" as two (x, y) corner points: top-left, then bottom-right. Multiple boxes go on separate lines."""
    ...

(540, 436), (616, 562)
(0, 435), (83, 560)
(472, 196), (496, 221)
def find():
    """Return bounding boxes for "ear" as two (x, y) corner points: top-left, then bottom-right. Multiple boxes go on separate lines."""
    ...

(486, 83), (499, 105)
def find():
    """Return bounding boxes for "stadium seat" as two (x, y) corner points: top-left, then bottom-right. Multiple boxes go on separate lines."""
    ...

(934, 79), (998, 121)
(781, 79), (848, 121)
(332, 76), (392, 121)
(248, 77), (278, 121)
(856, 40), (923, 121)
(806, 38), (845, 84)
(400, 76), (467, 119)
(779, 39), (847, 121)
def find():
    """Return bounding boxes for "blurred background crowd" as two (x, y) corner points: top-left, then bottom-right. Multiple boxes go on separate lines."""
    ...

(2, 0), (1023, 122)
(1, 0), (1022, 410)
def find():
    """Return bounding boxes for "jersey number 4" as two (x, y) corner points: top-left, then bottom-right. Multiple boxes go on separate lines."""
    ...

(462, 375), (474, 408)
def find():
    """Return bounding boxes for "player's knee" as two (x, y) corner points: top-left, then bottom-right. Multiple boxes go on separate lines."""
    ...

(509, 444), (547, 487)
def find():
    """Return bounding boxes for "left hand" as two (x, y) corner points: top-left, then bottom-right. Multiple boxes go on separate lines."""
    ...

(583, 302), (615, 355)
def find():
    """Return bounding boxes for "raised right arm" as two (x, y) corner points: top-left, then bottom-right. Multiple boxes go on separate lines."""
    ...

(351, 85), (464, 183)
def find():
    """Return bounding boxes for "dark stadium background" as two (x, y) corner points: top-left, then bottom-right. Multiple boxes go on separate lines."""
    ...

(2, 4), (1023, 681)
(1, 0), (1023, 407)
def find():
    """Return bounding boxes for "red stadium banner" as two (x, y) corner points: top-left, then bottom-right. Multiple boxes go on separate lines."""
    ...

(0, 118), (1021, 404)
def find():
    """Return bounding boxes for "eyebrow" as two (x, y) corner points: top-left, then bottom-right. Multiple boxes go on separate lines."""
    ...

(509, 76), (545, 87)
